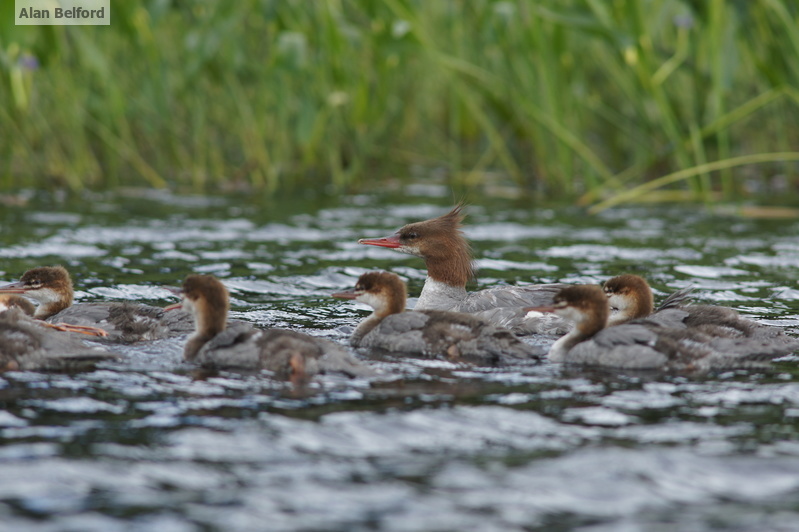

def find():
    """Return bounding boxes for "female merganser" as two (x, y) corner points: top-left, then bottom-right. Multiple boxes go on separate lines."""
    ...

(604, 274), (693, 326)
(0, 266), (193, 343)
(357, 204), (570, 335)
(0, 304), (117, 371)
(529, 285), (799, 371)
(169, 274), (373, 382)
(332, 271), (543, 365)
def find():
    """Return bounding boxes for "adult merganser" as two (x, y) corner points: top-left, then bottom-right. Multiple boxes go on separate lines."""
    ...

(168, 274), (373, 382)
(0, 305), (117, 371)
(0, 266), (193, 343)
(604, 274), (693, 326)
(528, 285), (799, 371)
(332, 271), (543, 365)
(357, 204), (570, 335)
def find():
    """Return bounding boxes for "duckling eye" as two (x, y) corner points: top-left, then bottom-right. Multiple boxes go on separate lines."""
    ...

(29, 280), (42, 289)
(405, 232), (418, 239)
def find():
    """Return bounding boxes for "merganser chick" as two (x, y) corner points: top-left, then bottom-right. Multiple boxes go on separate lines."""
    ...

(357, 204), (570, 335)
(529, 285), (799, 371)
(0, 293), (110, 337)
(0, 305), (117, 371)
(332, 271), (543, 365)
(169, 274), (373, 382)
(0, 266), (193, 343)
(604, 274), (693, 326)
(602, 274), (778, 343)
(0, 294), (36, 316)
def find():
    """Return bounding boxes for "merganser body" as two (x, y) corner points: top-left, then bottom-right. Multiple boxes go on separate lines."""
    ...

(530, 285), (799, 371)
(332, 271), (543, 365)
(0, 305), (117, 371)
(0, 266), (193, 343)
(171, 274), (373, 381)
(357, 205), (570, 335)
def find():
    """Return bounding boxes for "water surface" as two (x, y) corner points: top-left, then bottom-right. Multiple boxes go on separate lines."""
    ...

(1, 188), (799, 531)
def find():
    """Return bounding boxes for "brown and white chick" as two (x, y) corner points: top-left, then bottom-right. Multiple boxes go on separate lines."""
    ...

(0, 300), (117, 372)
(0, 266), (193, 342)
(529, 285), (799, 372)
(0, 294), (36, 316)
(332, 271), (543, 365)
(169, 274), (373, 382)
(603, 274), (693, 326)
(602, 274), (783, 344)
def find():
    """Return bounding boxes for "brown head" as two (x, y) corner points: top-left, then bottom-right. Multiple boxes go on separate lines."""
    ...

(332, 271), (407, 317)
(0, 266), (74, 318)
(603, 274), (654, 325)
(174, 274), (229, 361)
(527, 285), (608, 338)
(357, 204), (474, 287)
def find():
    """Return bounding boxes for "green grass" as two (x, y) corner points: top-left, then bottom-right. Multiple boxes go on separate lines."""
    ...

(2, 0), (799, 208)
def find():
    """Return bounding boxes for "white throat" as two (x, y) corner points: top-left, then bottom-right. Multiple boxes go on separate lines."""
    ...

(547, 307), (594, 362)
(548, 330), (579, 362)
(606, 294), (633, 325)
(414, 278), (467, 311)
(26, 288), (64, 318)
(182, 297), (204, 340)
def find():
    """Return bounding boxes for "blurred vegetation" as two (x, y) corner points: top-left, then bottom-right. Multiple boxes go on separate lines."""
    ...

(2, 0), (799, 208)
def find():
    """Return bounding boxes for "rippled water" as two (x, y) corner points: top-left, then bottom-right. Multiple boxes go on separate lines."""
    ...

(2, 188), (799, 531)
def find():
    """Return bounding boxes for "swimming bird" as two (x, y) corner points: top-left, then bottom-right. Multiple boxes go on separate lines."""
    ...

(602, 274), (779, 344)
(0, 266), (193, 343)
(528, 284), (799, 371)
(168, 274), (374, 382)
(332, 271), (543, 365)
(0, 304), (117, 371)
(0, 294), (36, 316)
(357, 204), (570, 335)
(604, 274), (694, 326)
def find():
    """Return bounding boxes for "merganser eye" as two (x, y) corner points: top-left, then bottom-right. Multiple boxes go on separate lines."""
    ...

(406, 232), (418, 239)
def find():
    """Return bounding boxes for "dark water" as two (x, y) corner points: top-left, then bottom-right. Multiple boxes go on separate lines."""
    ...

(1, 187), (799, 531)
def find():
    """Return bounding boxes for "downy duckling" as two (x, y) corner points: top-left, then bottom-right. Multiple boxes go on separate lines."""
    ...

(168, 274), (374, 382)
(332, 271), (543, 365)
(0, 266), (193, 342)
(528, 285), (799, 371)
(603, 274), (693, 326)
(0, 303), (117, 371)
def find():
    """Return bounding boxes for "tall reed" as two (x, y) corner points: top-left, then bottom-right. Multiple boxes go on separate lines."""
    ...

(1, 0), (798, 206)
